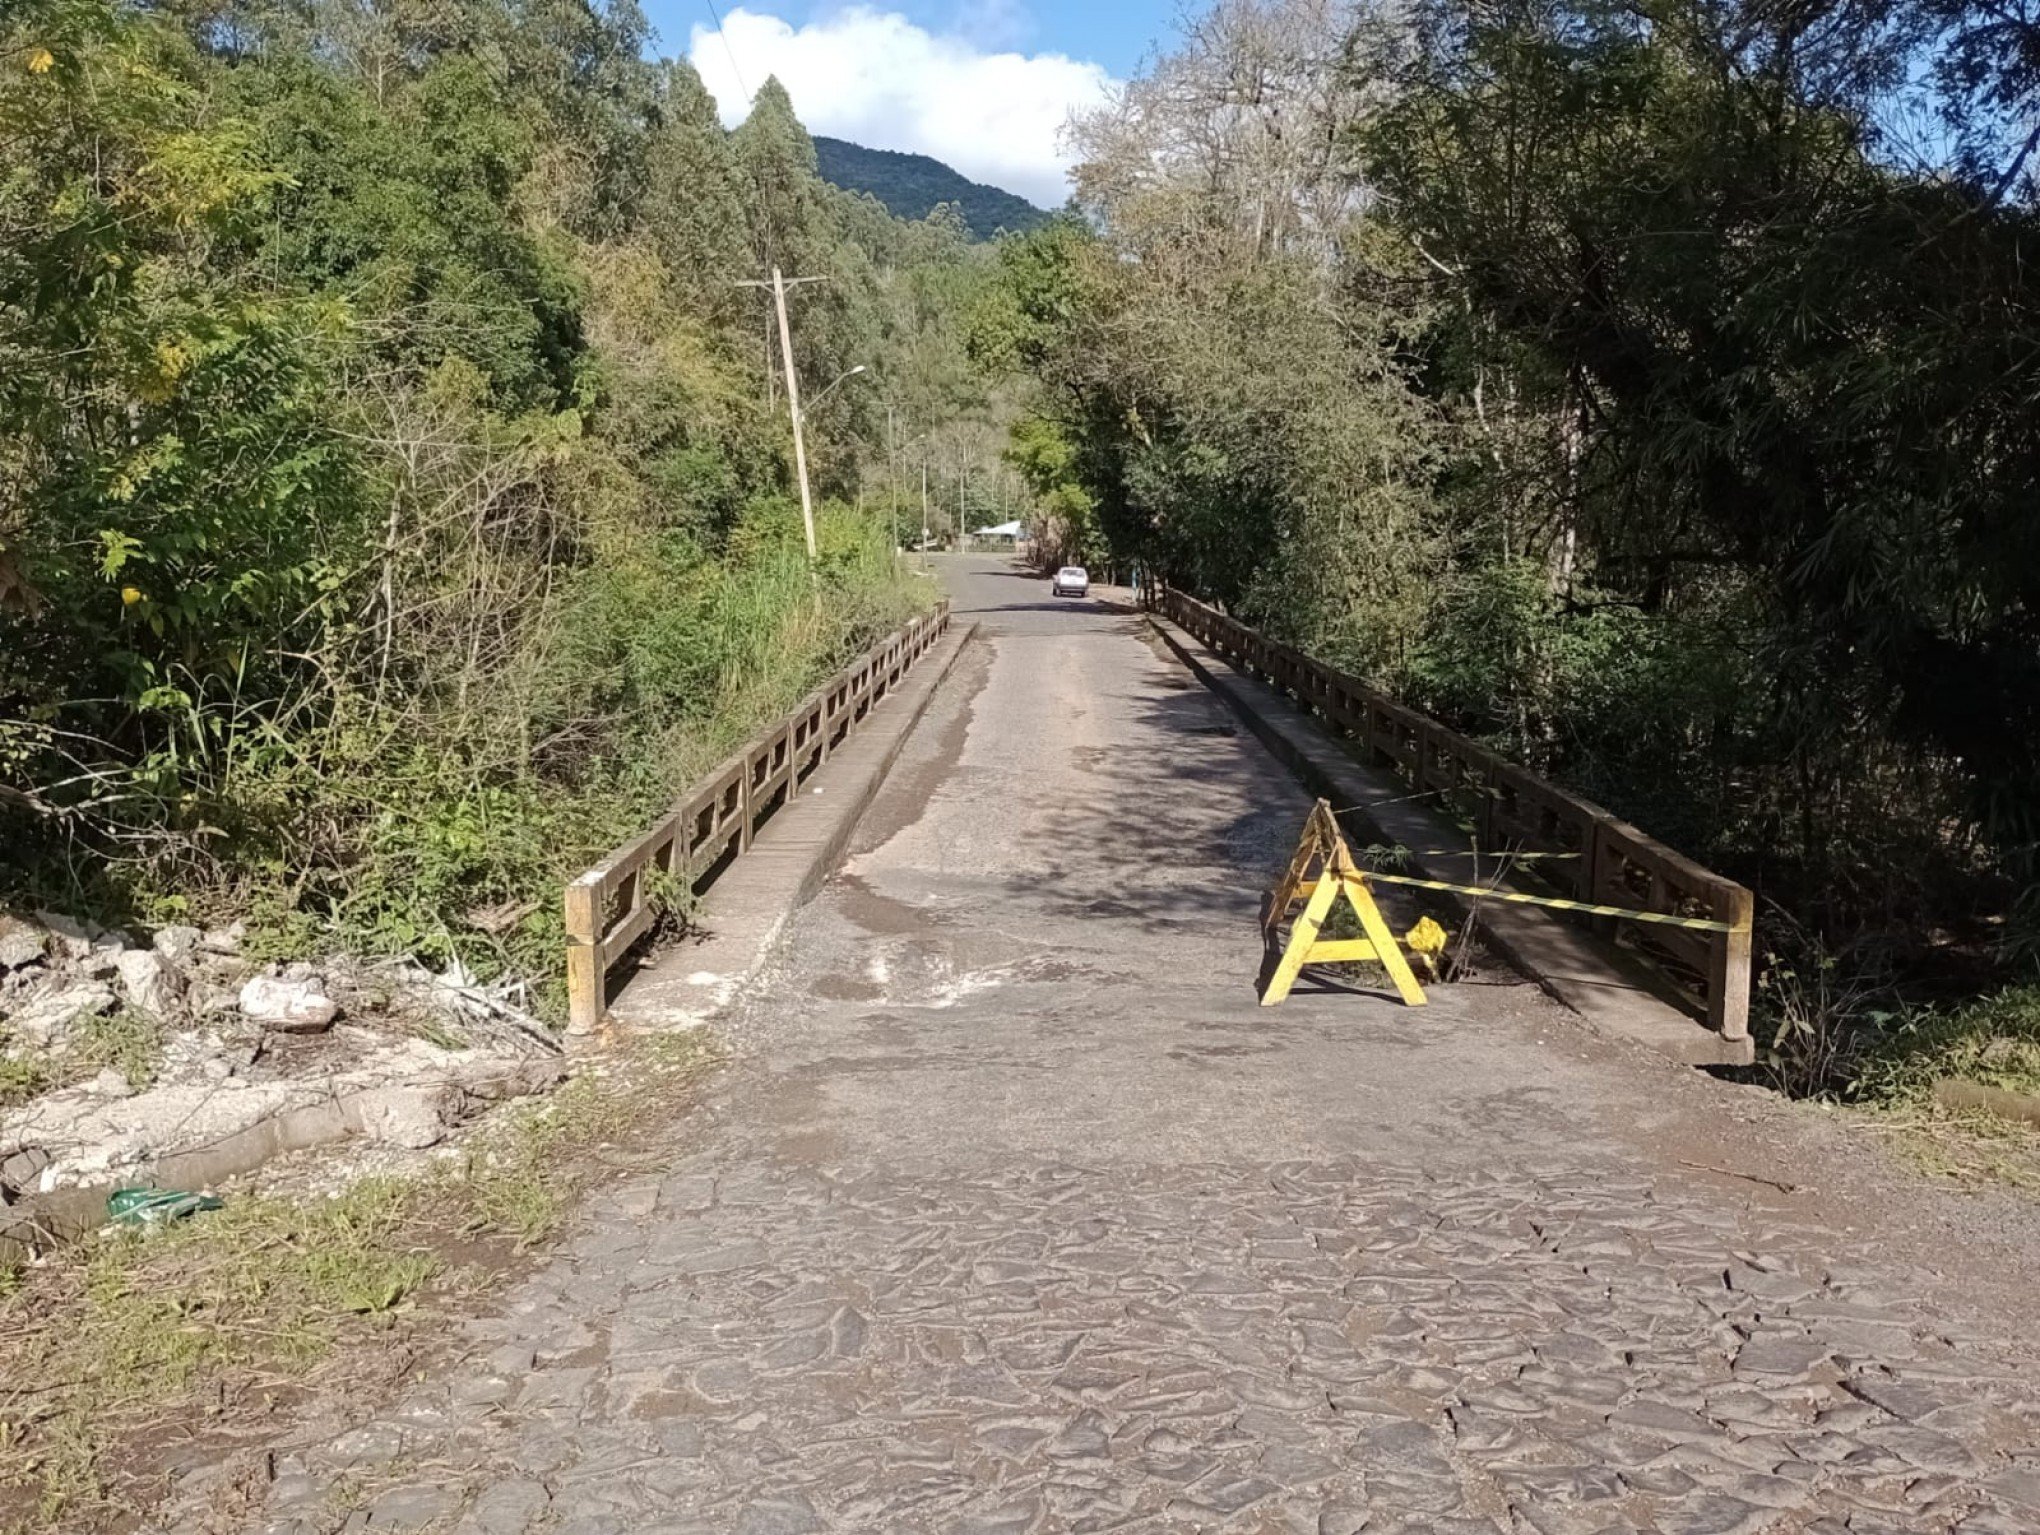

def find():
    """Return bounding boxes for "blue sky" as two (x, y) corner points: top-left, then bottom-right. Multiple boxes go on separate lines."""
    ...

(640, 2), (1175, 77)
(637, 2), (1181, 206)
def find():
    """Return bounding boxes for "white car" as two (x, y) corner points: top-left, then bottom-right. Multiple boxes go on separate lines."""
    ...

(1050, 565), (1090, 598)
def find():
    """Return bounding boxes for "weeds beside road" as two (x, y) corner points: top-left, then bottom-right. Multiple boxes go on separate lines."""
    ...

(0, 1029), (720, 1531)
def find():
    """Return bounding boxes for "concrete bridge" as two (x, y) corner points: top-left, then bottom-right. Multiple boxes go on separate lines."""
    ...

(160, 558), (2040, 1535)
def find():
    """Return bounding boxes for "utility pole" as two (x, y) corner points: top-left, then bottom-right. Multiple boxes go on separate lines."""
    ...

(920, 458), (930, 566)
(772, 267), (816, 562)
(734, 267), (828, 560)
(886, 405), (900, 555)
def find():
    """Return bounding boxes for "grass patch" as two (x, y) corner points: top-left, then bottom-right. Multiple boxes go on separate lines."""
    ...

(0, 1007), (165, 1114)
(0, 1028), (721, 1532)
(1833, 986), (2040, 1190)
(1853, 986), (2040, 1106)
(68, 1009), (166, 1093)
(0, 1052), (51, 1109)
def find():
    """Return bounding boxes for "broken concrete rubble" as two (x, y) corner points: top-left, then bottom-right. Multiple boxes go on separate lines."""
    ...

(152, 924), (203, 963)
(0, 915), (47, 971)
(32, 910), (119, 961)
(238, 973), (339, 1032)
(347, 1084), (454, 1149)
(2, 907), (569, 1241)
(114, 949), (183, 1018)
(7, 980), (117, 1049)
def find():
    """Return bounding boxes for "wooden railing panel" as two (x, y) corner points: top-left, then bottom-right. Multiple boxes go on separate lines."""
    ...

(1151, 585), (1751, 1041)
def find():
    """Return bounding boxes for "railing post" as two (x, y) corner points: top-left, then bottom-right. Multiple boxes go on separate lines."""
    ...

(1578, 817), (1603, 903)
(1709, 884), (1754, 1042)
(1477, 760), (1501, 852)
(738, 751), (755, 851)
(564, 874), (603, 1035)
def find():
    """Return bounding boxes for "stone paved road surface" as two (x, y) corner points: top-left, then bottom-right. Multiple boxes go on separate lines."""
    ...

(158, 558), (2040, 1535)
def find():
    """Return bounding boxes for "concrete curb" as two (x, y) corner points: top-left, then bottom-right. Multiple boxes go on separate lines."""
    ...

(608, 621), (980, 1030)
(1, 1061), (568, 1257)
(1147, 613), (1755, 1068)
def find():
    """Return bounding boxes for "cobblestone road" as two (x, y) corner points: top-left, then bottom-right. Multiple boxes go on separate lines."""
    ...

(157, 561), (2040, 1535)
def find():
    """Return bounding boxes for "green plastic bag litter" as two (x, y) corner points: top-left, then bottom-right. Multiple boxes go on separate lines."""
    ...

(107, 1188), (225, 1226)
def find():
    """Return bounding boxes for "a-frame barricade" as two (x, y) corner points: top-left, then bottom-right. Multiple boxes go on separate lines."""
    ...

(1261, 799), (1427, 1008)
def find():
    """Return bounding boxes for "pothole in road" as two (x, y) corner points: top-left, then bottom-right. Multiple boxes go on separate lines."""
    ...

(834, 875), (931, 938)
(805, 944), (1104, 1013)
(812, 975), (884, 1002)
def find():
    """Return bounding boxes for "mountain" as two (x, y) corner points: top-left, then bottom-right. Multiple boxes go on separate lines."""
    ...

(813, 137), (1050, 241)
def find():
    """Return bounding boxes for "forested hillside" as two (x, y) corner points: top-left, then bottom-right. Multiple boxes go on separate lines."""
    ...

(976, 0), (2040, 1084)
(0, 0), (1006, 1002)
(814, 136), (1049, 240)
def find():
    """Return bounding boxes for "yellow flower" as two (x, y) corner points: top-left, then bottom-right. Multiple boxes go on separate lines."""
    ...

(121, 586), (142, 606)
(26, 49), (55, 75)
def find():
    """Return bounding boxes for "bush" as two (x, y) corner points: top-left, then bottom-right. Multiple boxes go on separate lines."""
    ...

(1854, 987), (2040, 1109)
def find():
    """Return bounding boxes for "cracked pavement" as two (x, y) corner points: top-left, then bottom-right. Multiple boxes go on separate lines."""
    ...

(152, 558), (2040, 1535)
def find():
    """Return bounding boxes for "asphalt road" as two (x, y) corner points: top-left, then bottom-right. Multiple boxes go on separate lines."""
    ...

(156, 556), (2040, 1535)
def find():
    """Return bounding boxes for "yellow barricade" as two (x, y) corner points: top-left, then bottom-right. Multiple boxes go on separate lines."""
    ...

(1262, 800), (1427, 1008)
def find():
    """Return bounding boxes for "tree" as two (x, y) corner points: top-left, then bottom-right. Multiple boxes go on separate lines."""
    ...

(0, 0), (995, 977)
(1, 0), (366, 835)
(731, 76), (825, 273)
(642, 59), (747, 315)
(1368, 0), (2040, 932)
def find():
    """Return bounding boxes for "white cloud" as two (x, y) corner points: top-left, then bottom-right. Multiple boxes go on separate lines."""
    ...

(688, 7), (1119, 209)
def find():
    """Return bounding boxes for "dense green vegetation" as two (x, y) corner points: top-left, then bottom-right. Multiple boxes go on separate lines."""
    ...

(976, 0), (2040, 1084)
(814, 135), (1050, 240)
(0, 0), (1006, 1002)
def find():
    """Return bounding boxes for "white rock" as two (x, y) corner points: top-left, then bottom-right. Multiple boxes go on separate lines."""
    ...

(152, 924), (203, 963)
(6, 980), (117, 1047)
(348, 1086), (448, 1149)
(0, 916), (47, 971)
(92, 1066), (135, 1099)
(114, 949), (182, 1018)
(201, 920), (246, 956)
(238, 974), (338, 1032)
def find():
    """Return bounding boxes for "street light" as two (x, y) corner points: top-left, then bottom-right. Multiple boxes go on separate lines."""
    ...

(808, 364), (867, 410)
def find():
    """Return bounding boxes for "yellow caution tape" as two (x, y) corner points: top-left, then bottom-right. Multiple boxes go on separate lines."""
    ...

(1358, 872), (1742, 933)
(1368, 848), (1580, 861)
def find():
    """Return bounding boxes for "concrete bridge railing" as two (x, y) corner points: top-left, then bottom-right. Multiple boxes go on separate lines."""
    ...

(564, 603), (953, 1033)
(1152, 586), (1754, 1045)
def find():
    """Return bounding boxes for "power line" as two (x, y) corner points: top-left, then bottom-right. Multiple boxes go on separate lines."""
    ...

(700, 0), (750, 101)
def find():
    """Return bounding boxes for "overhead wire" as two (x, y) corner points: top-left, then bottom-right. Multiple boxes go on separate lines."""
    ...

(700, 0), (751, 101)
